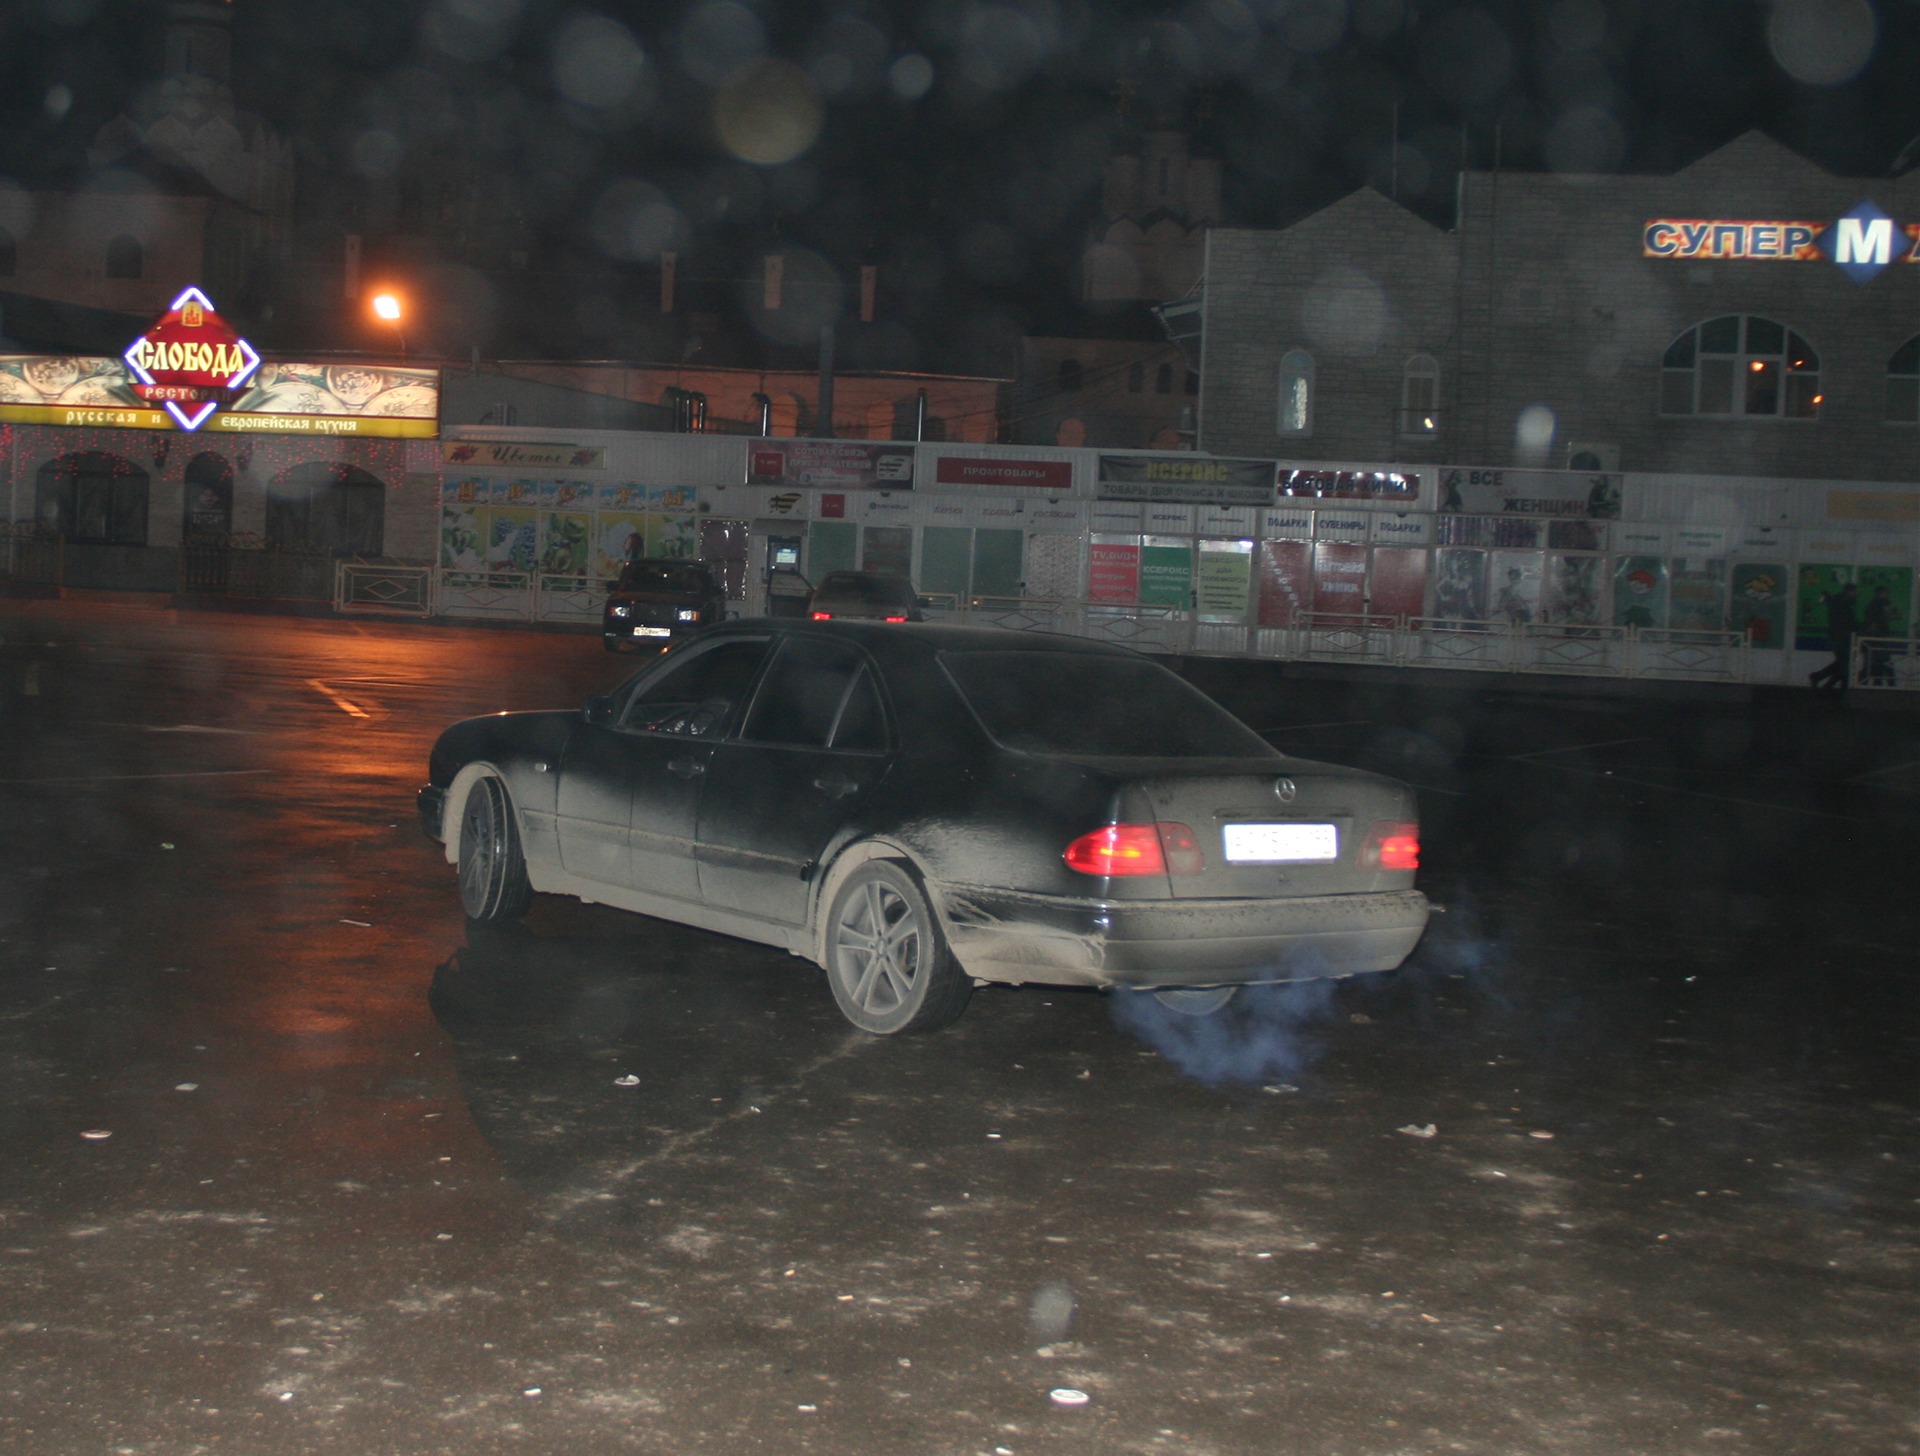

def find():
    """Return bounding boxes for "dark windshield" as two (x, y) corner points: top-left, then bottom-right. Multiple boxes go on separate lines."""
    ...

(619, 561), (709, 593)
(941, 651), (1278, 758)
(814, 574), (914, 605)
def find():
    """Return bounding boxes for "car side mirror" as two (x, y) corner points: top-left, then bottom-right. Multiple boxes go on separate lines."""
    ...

(583, 694), (615, 725)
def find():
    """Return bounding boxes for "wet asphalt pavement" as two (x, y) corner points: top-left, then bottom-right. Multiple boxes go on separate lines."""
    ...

(0, 602), (1916, 1456)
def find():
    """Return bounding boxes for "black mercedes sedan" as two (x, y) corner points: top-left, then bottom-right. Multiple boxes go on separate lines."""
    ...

(419, 621), (1429, 1034)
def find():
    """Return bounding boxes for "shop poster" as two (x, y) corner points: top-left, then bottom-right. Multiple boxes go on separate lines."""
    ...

(487, 508), (538, 573)
(1795, 564), (1852, 650)
(1729, 564), (1788, 648)
(1432, 548), (1488, 623)
(1613, 556), (1669, 631)
(1856, 565), (1913, 637)
(1489, 551), (1543, 626)
(1195, 541), (1254, 622)
(1138, 539), (1193, 608)
(541, 512), (592, 574)
(1543, 554), (1604, 626)
(1367, 546), (1428, 622)
(1668, 558), (1729, 632)
(1256, 540), (1312, 626)
(1088, 538), (1141, 603)
(1310, 541), (1368, 624)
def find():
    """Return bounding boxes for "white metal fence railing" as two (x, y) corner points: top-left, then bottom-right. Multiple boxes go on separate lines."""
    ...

(324, 564), (1918, 692)
(335, 562), (433, 617)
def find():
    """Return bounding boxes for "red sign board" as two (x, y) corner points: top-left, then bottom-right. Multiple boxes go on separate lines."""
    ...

(123, 287), (261, 431)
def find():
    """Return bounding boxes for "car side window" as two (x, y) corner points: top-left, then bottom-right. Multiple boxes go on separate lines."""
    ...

(740, 637), (888, 752)
(830, 666), (888, 752)
(618, 638), (769, 737)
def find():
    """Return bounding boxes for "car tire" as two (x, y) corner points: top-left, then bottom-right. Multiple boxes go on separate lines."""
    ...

(458, 776), (534, 923)
(824, 860), (970, 1035)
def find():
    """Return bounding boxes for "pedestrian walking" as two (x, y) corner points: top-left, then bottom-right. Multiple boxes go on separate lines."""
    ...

(1808, 582), (1859, 693)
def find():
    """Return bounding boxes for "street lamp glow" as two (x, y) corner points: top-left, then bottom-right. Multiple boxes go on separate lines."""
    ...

(372, 292), (403, 321)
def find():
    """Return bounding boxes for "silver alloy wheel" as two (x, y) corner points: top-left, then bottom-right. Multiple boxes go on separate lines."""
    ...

(458, 785), (500, 916)
(833, 875), (922, 1020)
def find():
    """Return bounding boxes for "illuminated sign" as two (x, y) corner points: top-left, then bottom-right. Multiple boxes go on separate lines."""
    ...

(123, 287), (261, 431)
(1097, 453), (1276, 505)
(1644, 201), (1920, 282)
(0, 355), (439, 437)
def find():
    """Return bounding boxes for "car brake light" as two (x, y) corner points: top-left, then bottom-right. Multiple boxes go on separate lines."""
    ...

(1362, 821), (1420, 870)
(883, 614), (908, 623)
(810, 610), (832, 620)
(1064, 822), (1204, 877)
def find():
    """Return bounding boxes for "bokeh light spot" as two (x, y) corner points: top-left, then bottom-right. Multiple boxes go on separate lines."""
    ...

(553, 15), (648, 109)
(1418, 7), (1514, 108)
(1767, 0), (1876, 86)
(888, 53), (935, 101)
(715, 61), (823, 167)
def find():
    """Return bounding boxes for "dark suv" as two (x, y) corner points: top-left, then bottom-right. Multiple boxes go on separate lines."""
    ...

(603, 558), (728, 651)
(806, 571), (925, 622)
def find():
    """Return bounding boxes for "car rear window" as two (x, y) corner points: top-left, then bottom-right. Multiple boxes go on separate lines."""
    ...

(620, 562), (710, 593)
(941, 651), (1278, 758)
(814, 575), (913, 606)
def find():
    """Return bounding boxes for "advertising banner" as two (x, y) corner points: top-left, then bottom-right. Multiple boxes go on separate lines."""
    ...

(1097, 453), (1276, 506)
(934, 455), (1073, 491)
(540, 512), (592, 574)
(1278, 467), (1420, 503)
(1195, 540), (1253, 623)
(0, 354), (438, 437)
(445, 440), (605, 470)
(748, 440), (915, 489)
(1256, 540), (1312, 627)
(1729, 564), (1789, 648)
(487, 508), (538, 572)
(1439, 467), (1622, 519)
(1088, 537), (1141, 603)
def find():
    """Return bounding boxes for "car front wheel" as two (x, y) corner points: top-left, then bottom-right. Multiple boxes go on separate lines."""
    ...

(458, 776), (534, 923)
(824, 861), (970, 1034)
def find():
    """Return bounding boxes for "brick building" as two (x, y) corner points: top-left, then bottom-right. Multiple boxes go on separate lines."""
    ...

(1198, 132), (1920, 485)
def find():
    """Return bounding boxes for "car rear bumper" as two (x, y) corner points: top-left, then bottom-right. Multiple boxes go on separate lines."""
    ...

(417, 784), (446, 841)
(933, 883), (1430, 989)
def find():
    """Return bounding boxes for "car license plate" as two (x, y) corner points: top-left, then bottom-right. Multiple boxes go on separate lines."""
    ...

(632, 626), (672, 638)
(1222, 822), (1338, 863)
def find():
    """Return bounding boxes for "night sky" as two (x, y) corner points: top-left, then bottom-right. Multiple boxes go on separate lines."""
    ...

(2, 0), (1916, 369)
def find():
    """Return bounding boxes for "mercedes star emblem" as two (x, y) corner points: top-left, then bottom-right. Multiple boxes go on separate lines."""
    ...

(1273, 776), (1298, 803)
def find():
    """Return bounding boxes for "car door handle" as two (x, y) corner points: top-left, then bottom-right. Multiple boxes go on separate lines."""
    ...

(812, 771), (861, 798)
(667, 755), (707, 780)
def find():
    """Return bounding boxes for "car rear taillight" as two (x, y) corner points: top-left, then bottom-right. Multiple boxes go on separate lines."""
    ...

(1361, 822), (1420, 870)
(883, 614), (908, 623)
(1064, 822), (1203, 877)
(810, 610), (833, 620)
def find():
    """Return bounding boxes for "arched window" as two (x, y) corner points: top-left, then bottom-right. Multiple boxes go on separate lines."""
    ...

(1402, 354), (1440, 434)
(0, 227), (15, 278)
(1155, 363), (1173, 394)
(1128, 363), (1145, 393)
(1887, 336), (1920, 423)
(35, 452), (150, 544)
(183, 452), (234, 541)
(266, 463), (385, 556)
(1277, 349), (1314, 435)
(1660, 316), (1819, 418)
(1057, 358), (1083, 394)
(106, 234), (144, 279)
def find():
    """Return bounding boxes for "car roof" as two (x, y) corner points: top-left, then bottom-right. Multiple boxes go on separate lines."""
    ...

(705, 617), (1142, 662)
